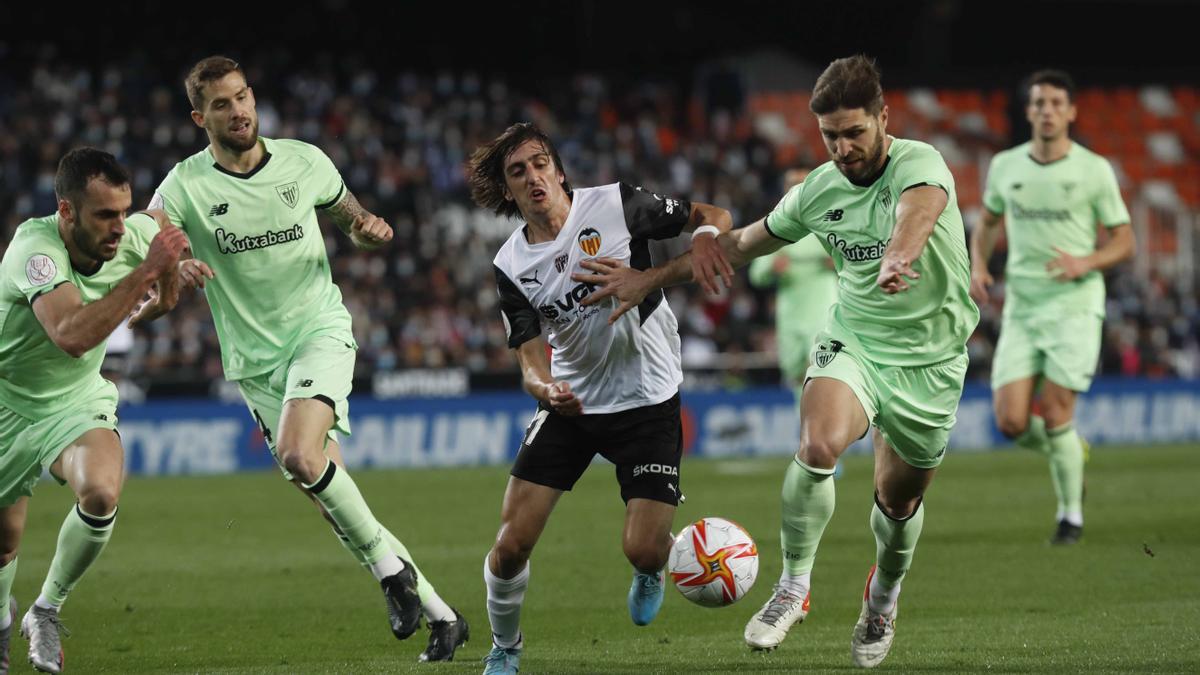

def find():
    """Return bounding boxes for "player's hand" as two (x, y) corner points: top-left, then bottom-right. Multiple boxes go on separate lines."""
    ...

(1046, 247), (1090, 281)
(128, 288), (163, 328)
(546, 381), (582, 416)
(690, 231), (734, 295)
(144, 227), (189, 279)
(572, 257), (652, 325)
(969, 267), (993, 305)
(350, 214), (394, 250)
(179, 259), (215, 290)
(876, 254), (920, 294)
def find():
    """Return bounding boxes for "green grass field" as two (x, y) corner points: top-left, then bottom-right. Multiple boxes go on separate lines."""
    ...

(8, 444), (1198, 673)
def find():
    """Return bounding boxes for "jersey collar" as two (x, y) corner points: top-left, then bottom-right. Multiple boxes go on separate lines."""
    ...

(211, 145), (273, 179)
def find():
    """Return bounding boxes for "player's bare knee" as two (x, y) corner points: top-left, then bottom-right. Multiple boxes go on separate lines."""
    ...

(798, 437), (842, 469)
(875, 491), (920, 520)
(492, 531), (534, 576)
(623, 541), (668, 573)
(278, 442), (322, 484)
(78, 485), (120, 517)
(0, 540), (18, 564)
(996, 413), (1028, 439)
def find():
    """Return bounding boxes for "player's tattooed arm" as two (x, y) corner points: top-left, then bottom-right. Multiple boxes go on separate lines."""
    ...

(325, 189), (394, 251)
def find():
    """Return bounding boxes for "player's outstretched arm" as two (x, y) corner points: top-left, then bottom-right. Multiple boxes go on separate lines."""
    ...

(33, 226), (188, 357)
(573, 218), (787, 324)
(876, 185), (947, 294)
(684, 202), (735, 295)
(514, 337), (582, 416)
(969, 208), (1004, 304)
(1046, 222), (1135, 281)
(323, 189), (394, 250)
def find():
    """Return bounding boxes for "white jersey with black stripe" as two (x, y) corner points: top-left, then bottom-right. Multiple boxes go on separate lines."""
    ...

(493, 183), (688, 414)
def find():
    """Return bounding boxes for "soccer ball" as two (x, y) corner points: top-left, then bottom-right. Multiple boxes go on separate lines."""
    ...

(667, 517), (759, 607)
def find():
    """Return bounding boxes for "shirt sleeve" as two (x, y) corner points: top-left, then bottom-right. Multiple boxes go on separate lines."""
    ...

(148, 170), (190, 233)
(1092, 158), (1131, 228)
(123, 212), (161, 260)
(618, 183), (692, 240)
(981, 155), (1005, 215)
(309, 146), (346, 210)
(10, 234), (73, 304)
(892, 143), (955, 198)
(763, 182), (811, 244)
(494, 265), (541, 348)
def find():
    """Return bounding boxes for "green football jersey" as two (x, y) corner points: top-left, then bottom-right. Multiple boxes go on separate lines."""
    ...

(0, 213), (158, 418)
(748, 235), (838, 377)
(151, 137), (354, 380)
(982, 141), (1129, 320)
(766, 137), (979, 367)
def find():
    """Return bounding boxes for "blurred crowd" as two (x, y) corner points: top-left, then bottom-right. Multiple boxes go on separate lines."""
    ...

(2, 54), (1196, 390)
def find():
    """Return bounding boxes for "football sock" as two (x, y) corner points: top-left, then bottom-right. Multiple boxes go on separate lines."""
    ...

(869, 496), (924, 614)
(1014, 414), (1049, 454)
(379, 527), (455, 622)
(1047, 423), (1085, 526)
(0, 557), (16, 629)
(304, 460), (400, 579)
(38, 503), (116, 609)
(780, 457), (836, 576)
(776, 570), (810, 599)
(484, 555), (528, 649)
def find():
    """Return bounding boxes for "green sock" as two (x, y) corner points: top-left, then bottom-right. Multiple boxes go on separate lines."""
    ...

(780, 457), (837, 576)
(332, 524), (452, 620)
(870, 499), (925, 590)
(1015, 414), (1049, 454)
(0, 557), (17, 625)
(40, 504), (116, 608)
(1047, 423), (1085, 523)
(304, 461), (391, 567)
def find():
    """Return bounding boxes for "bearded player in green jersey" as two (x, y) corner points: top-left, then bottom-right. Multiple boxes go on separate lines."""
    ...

(0, 148), (190, 673)
(970, 70), (1134, 545)
(574, 55), (979, 668)
(148, 56), (466, 662)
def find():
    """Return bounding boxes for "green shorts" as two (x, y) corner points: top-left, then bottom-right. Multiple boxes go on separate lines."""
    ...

(805, 334), (968, 469)
(0, 379), (119, 507)
(236, 333), (355, 480)
(991, 313), (1102, 392)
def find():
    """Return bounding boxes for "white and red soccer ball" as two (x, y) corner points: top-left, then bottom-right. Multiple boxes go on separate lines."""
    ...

(667, 516), (759, 607)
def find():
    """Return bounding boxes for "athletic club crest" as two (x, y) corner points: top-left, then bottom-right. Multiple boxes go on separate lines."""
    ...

(813, 339), (845, 368)
(25, 254), (57, 286)
(578, 228), (602, 256)
(275, 181), (299, 208)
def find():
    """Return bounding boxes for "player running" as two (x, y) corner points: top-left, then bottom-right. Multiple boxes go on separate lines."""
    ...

(574, 55), (980, 668)
(0, 148), (189, 673)
(971, 69), (1134, 545)
(468, 122), (732, 675)
(148, 56), (466, 661)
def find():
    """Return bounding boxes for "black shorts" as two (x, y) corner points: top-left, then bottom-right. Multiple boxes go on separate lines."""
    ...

(511, 393), (682, 506)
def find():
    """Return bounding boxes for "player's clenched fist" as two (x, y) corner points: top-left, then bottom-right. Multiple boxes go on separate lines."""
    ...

(179, 259), (215, 289)
(144, 227), (189, 278)
(350, 214), (394, 250)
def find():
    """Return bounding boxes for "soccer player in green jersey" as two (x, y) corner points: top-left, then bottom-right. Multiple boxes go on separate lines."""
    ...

(148, 56), (467, 661)
(0, 148), (189, 673)
(575, 55), (979, 668)
(747, 167), (839, 408)
(970, 70), (1135, 545)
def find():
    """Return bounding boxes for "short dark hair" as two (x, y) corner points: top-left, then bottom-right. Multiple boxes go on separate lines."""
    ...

(54, 147), (130, 206)
(468, 123), (571, 219)
(186, 55), (244, 110)
(810, 55), (884, 116)
(1024, 69), (1075, 102)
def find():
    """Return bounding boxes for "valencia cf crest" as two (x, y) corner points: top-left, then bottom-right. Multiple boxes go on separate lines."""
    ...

(578, 228), (602, 256)
(275, 181), (300, 209)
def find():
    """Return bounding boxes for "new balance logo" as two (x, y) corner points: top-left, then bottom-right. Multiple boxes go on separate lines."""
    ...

(209, 203), (229, 216)
(298, 379), (314, 387)
(822, 209), (844, 222)
(94, 414), (109, 422)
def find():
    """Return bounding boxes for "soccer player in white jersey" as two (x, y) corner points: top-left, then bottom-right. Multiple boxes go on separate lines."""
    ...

(0, 148), (189, 673)
(468, 123), (733, 675)
(149, 56), (466, 661)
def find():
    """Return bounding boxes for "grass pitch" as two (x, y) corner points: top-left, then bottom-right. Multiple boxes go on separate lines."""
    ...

(9, 444), (1198, 673)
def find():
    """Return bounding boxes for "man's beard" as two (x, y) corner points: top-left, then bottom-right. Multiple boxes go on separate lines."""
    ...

(72, 217), (118, 263)
(840, 131), (886, 182)
(217, 118), (259, 153)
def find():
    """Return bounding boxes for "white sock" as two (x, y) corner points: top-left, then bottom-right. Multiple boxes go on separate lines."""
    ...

(422, 591), (456, 624)
(867, 571), (900, 614)
(34, 595), (60, 612)
(0, 609), (10, 630)
(777, 571), (810, 598)
(368, 555), (404, 581)
(1060, 510), (1083, 527)
(484, 554), (529, 649)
